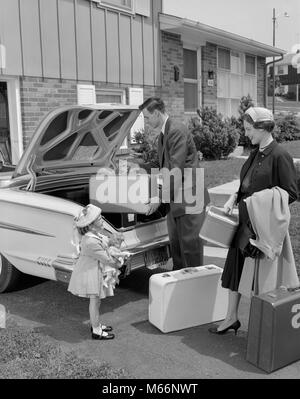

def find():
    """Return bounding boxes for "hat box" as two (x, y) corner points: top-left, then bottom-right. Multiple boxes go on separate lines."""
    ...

(199, 206), (239, 248)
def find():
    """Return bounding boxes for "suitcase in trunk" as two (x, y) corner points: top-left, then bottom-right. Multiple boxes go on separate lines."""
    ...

(246, 287), (300, 373)
(148, 265), (228, 333)
(199, 206), (239, 248)
(89, 173), (159, 215)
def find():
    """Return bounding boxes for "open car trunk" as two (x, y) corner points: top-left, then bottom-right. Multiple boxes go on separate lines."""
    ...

(36, 174), (164, 230)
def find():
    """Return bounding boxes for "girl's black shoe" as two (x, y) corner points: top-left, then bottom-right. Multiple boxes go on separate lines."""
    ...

(91, 325), (113, 333)
(208, 320), (241, 335)
(91, 330), (115, 340)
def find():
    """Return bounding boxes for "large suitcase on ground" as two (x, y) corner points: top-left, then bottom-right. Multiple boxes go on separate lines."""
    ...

(148, 265), (228, 333)
(199, 206), (239, 248)
(247, 287), (300, 373)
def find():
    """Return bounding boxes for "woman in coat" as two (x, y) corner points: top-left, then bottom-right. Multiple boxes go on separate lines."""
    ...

(209, 107), (298, 335)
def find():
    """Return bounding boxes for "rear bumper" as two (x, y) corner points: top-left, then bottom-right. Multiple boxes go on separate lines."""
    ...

(53, 238), (170, 283)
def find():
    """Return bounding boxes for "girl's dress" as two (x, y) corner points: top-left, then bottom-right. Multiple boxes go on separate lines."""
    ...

(68, 232), (120, 299)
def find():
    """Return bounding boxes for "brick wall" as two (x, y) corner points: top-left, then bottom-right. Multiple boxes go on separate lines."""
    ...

(160, 31), (184, 121)
(257, 56), (266, 107)
(202, 43), (218, 110)
(20, 77), (161, 149)
(20, 77), (77, 148)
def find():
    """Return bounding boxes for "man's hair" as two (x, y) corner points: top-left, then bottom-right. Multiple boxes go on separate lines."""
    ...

(243, 113), (275, 133)
(139, 97), (166, 114)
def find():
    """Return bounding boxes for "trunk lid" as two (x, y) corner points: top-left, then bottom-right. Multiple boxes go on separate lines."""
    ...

(14, 104), (141, 177)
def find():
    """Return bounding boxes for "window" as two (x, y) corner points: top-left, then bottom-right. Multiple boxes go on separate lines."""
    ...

(218, 48), (230, 70)
(276, 65), (288, 75)
(231, 52), (241, 74)
(184, 49), (198, 113)
(245, 55), (256, 75)
(217, 49), (257, 118)
(92, 0), (134, 13)
(96, 88), (125, 105)
(96, 88), (128, 148)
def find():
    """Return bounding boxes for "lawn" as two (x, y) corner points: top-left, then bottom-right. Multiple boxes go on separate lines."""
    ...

(0, 324), (131, 379)
(242, 140), (300, 159)
(203, 157), (300, 277)
(280, 141), (300, 159)
(202, 158), (245, 188)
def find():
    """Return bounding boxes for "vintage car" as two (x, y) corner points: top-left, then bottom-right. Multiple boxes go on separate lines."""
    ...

(0, 105), (170, 293)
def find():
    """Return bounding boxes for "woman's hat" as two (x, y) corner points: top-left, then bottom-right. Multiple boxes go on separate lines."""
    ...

(75, 204), (102, 228)
(245, 107), (274, 123)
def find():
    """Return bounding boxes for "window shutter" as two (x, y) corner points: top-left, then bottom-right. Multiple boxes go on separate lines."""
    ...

(135, 0), (150, 17)
(77, 84), (96, 105)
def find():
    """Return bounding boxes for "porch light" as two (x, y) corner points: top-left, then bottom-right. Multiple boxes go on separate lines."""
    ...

(208, 70), (215, 80)
(174, 65), (180, 82)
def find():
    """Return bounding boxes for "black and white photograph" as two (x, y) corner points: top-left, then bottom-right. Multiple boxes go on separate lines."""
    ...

(0, 0), (300, 386)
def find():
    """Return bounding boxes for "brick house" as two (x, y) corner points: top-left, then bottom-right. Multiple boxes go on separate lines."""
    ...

(269, 51), (300, 101)
(0, 0), (284, 166)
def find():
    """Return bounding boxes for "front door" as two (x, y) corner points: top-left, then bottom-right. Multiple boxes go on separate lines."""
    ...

(0, 82), (11, 167)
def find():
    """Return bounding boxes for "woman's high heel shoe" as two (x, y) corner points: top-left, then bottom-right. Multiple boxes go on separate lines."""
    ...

(208, 320), (241, 335)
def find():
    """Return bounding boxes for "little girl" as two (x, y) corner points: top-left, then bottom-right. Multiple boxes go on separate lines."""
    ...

(68, 204), (129, 340)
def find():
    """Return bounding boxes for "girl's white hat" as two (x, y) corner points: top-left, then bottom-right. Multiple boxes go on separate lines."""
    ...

(75, 204), (102, 228)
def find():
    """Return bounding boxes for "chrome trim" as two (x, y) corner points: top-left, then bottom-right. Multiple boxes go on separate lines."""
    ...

(0, 221), (56, 237)
(116, 216), (167, 233)
(127, 237), (170, 254)
(55, 256), (78, 266)
(0, 197), (79, 219)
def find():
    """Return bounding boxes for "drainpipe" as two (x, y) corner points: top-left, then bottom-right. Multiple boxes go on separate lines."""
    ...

(265, 55), (284, 111)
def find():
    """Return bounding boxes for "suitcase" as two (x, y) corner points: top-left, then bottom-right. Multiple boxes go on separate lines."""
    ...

(148, 265), (228, 333)
(246, 286), (300, 373)
(199, 206), (238, 248)
(89, 173), (159, 215)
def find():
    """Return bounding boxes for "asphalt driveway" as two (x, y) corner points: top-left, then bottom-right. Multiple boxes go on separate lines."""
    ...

(1, 262), (300, 380)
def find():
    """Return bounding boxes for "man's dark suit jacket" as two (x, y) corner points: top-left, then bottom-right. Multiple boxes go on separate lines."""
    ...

(236, 140), (298, 205)
(157, 118), (208, 218)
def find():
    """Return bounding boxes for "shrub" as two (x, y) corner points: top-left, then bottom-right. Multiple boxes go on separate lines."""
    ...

(190, 107), (240, 160)
(273, 112), (300, 143)
(132, 126), (159, 170)
(230, 95), (255, 148)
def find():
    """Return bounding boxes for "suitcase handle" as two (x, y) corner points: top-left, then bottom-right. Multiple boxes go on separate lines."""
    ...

(287, 286), (300, 293)
(181, 267), (198, 274)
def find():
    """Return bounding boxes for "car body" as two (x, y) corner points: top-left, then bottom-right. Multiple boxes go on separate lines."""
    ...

(0, 104), (170, 292)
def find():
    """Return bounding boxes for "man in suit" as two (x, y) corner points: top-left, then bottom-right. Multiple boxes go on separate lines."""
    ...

(139, 97), (209, 270)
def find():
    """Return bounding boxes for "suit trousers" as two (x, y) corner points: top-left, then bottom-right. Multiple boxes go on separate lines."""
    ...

(167, 211), (205, 270)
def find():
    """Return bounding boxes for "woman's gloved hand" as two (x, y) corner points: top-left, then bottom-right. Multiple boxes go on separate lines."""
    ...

(223, 193), (238, 215)
(243, 242), (262, 259)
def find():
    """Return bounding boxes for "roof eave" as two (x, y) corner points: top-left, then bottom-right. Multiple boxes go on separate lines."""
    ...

(159, 13), (286, 57)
